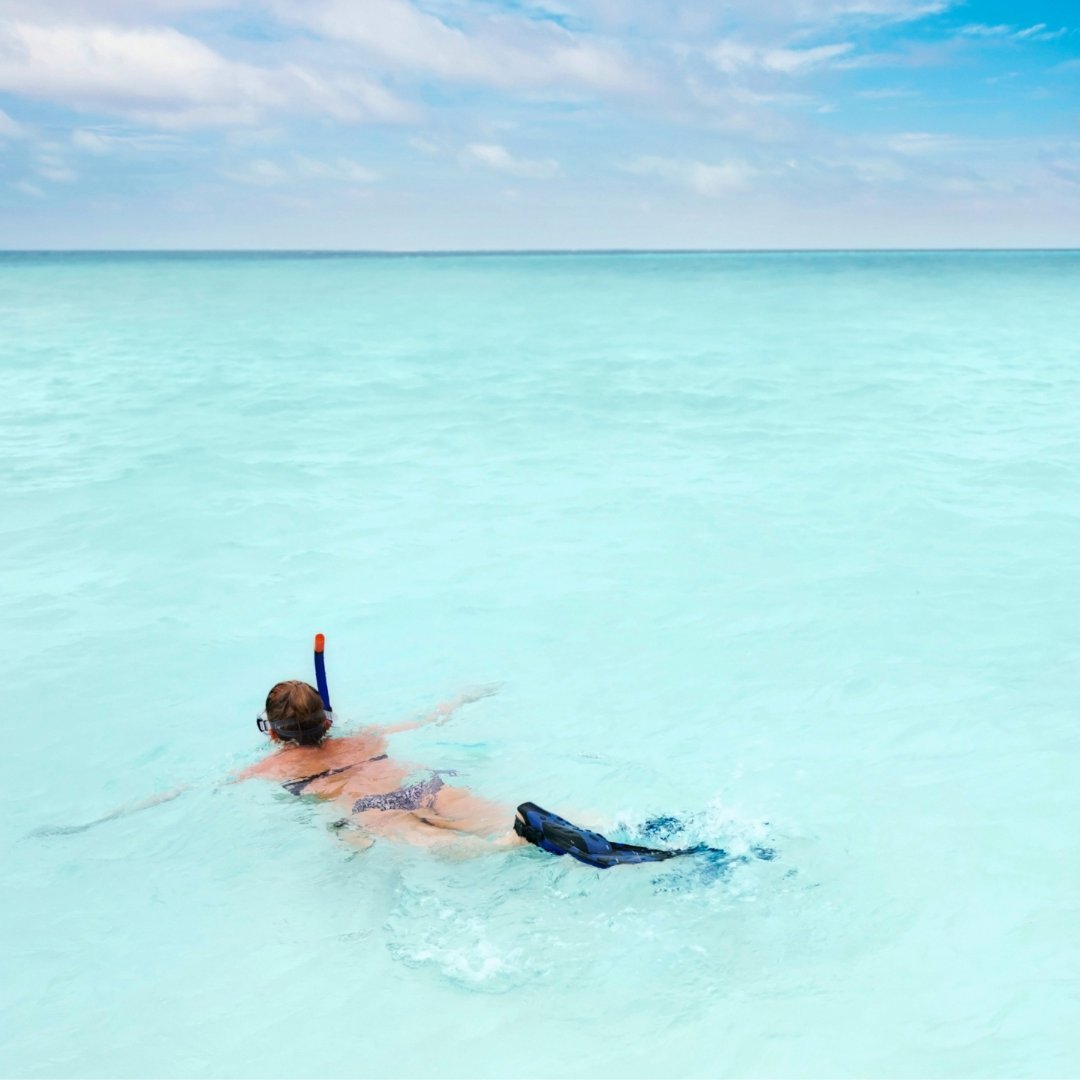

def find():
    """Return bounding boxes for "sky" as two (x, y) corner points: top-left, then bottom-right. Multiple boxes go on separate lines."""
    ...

(0, 0), (1077, 249)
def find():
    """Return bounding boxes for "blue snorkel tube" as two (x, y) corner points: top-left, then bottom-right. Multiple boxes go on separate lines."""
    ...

(313, 633), (332, 713)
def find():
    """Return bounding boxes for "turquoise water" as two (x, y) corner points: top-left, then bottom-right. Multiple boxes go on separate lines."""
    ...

(2, 251), (1079, 1078)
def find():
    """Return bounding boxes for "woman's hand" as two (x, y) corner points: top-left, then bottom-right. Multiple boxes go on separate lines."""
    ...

(381, 683), (501, 734)
(447, 683), (502, 712)
(429, 683), (501, 725)
(337, 827), (376, 852)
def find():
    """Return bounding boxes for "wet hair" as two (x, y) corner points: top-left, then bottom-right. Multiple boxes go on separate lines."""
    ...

(264, 680), (329, 747)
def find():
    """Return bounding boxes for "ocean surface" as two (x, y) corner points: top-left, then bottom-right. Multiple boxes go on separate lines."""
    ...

(1, 251), (1078, 1079)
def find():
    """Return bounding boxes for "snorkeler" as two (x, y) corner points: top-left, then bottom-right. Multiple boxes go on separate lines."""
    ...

(30, 636), (707, 867)
(237, 636), (699, 867)
(236, 675), (521, 854)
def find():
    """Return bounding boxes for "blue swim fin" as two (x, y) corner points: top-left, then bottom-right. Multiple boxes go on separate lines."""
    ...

(514, 802), (704, 869)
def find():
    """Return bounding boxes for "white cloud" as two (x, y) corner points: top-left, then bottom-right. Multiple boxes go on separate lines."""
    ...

(71, 129), (111, 154)
(223, 158), (291, 185)
(294, 156), (379, 182)
(560, 0), (949, 30)
(765, 43), (854, 72)
(708, 41), (760, 73)
(12, 178), (45, 196)
(408, 135), (441, 156)
(0, 22), (269, 126)
(0, 19), (412, 128)
(37, 162), (78, 182)
(811, 131), (1032, 195)
(1016, 24), (1067, 42)
(462, 143), (560, 178)
(1046, 159), (1080, 186)
(678, 76), (801, 140)
(959, 22), (1067, 43)
(886, 131), (959, 155)
(768, 0), (949, 21)
(276, 0), (643, 96)
(71, 127), (182, 154)
(958, 24), (1013, 37)
(626, 155), (757, 196)
(856, 87), (920, 98)
(224, 155), (380, 185)
(31, 141), (80, 182)
(0, 106), (24, 138)
(846, 156), (908, 183)
(0, 1), (237, 17)
(709, 39), (853, 74)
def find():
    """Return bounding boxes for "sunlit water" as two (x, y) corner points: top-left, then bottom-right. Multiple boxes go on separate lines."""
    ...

(2, 252), (1078, 1078)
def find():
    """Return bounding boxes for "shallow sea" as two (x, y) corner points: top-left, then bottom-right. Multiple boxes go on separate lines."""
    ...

(1, 251), (1078, 1078)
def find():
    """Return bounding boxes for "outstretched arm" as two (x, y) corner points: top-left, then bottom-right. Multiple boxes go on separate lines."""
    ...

(30, 759), (262, 837)
(26, 786), (189, 838)
(379, 684), (500, 735)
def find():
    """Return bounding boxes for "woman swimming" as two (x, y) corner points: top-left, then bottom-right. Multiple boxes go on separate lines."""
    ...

(29, 637), (721, 866)
(236, 675), (699, 866)
(235, 679), (526, 854)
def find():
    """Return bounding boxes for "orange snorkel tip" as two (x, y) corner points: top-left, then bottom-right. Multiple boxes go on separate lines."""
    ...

(313, 633), (331, 710)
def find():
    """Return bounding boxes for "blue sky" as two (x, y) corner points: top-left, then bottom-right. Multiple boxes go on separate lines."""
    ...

(0, 0), (1077, 248)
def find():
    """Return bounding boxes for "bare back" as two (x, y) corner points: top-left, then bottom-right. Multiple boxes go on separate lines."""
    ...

(236, 728), (516, 848)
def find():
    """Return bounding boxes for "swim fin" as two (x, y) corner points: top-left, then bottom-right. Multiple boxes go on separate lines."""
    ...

(514, 801), (702, 869)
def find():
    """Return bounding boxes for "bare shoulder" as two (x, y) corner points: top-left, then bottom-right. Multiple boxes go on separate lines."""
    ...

(232, 748), (310, 782)
(231, 756), (278, 782)
(230, 732), (388, 786)
(331, 729), (389, 758)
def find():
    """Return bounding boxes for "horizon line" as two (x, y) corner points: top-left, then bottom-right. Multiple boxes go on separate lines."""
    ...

(2, 246), (1079, 256)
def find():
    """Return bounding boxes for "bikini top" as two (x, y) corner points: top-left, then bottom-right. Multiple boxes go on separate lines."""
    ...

(282, 754), (388, 797)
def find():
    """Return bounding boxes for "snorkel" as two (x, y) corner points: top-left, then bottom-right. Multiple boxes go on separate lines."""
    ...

(256, 634), (334, 739)
(313, 632), (332, 713)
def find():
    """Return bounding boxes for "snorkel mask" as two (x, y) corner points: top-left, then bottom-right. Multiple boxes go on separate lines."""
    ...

(256, 708), (332, 740)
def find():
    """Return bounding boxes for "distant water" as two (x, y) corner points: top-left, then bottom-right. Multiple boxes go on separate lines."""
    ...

(2, 251), (1078, 1078)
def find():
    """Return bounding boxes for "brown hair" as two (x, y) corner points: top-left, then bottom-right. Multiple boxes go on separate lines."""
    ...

(264, 680), (329, 746)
